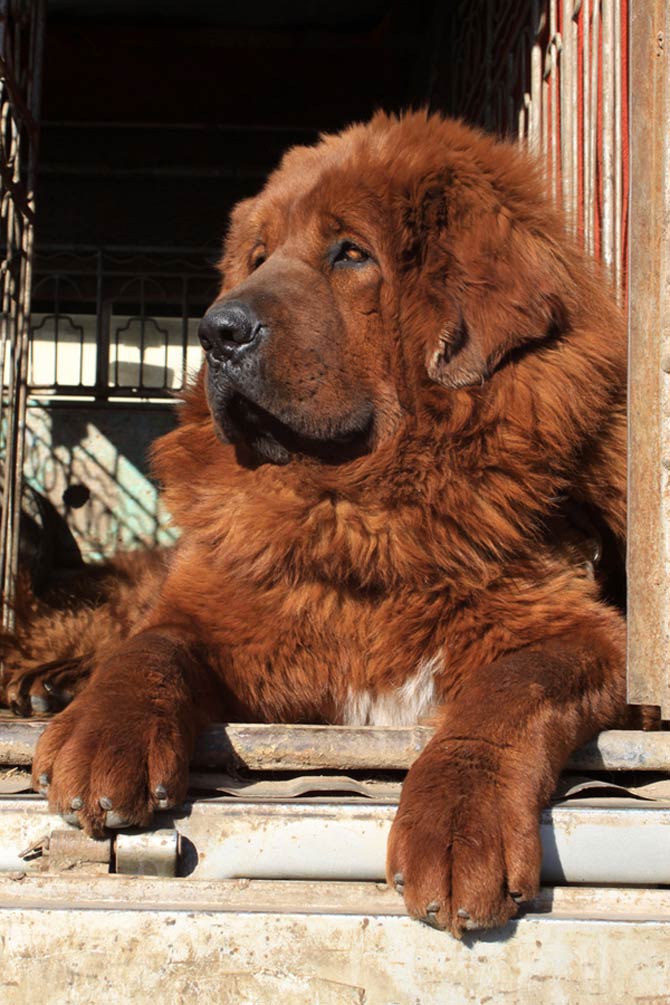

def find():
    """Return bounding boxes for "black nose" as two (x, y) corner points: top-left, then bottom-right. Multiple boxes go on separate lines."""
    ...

(198, 301), (262, 359)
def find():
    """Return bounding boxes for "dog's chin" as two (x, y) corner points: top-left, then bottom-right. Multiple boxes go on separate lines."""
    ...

(215, 392), (374, 466)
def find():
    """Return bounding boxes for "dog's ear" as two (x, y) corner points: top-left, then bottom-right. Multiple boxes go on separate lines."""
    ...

(399, 183), (573, 389)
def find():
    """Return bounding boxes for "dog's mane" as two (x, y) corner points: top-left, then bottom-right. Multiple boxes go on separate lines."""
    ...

(152, 113), (625, 597)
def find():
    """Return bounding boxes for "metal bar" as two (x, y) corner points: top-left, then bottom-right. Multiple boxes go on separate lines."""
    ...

(8, 196), (33, 619)
(180, 276), (188, 391)
(601, 0), (616, 274)
(613, 0), (623, 295)
(549, 0), (560, 202)
(93, 249), (107, 395)
(1, 874), (668, 920)
(1, 722), (669, 772)
(138, 279), (145, 389)
(26, 385), (174, 400)
(571, 0), (580, 233)
(589, 0), (600, 256)
(52, 276), (60, 385)
(560, 0), (575, 229)
(529, 2), (542, 156)
(1, 796), (670, 887)
(38, 164), (269, 182)
(0, 55), (38, 138)
(583, 0), (592, 250)
(627, 0), (670, 715)
(40, 120), (318, 134)
(35, 243), (220, 255)
(180, 801), (670, 885)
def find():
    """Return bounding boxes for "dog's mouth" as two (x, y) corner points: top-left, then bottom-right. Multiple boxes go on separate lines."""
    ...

(219, 392), (374, 466)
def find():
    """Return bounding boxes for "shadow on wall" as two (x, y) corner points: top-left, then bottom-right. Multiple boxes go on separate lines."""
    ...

(23, 402), (180, 560)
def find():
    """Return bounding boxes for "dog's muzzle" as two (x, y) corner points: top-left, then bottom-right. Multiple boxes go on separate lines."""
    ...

(198, 300), (265, 362)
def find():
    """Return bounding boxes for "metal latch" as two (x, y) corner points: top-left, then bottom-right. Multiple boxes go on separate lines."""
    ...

(19, 828), (179, 877)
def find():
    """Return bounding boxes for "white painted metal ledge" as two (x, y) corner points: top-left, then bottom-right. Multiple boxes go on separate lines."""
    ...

(0, 876), (668, 1005)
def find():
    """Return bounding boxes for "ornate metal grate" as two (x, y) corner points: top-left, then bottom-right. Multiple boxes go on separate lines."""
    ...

(29, 247), (218, 398)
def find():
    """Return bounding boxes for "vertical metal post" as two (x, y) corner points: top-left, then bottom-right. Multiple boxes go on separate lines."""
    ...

(529, 2), (543, 156)
(627, 0), (670, 717)
(601, 0), (616, 274)
(94, 248), (109, 395)
(613, 0), (623, 296)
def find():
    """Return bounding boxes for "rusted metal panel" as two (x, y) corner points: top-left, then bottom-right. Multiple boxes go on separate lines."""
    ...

(0, 878), (668, 1005)
(627, 0), (670, 716)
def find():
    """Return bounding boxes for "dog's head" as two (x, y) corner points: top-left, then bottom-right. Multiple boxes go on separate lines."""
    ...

(200, 127), (402, 466)
(198, 111), (620, 475)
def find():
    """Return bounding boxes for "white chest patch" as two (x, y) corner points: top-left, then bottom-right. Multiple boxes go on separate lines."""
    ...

(342, 651), (443, 727)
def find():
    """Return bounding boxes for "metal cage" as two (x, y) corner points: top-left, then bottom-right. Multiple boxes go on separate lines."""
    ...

(446, 0), (628, 293)
(0, 0), (45, 630)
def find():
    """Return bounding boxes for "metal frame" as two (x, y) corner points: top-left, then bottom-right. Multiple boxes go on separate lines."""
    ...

(447, 1), (670, 713)
(3, 721), (670, 773)
(0, 0), (45, 631)
(626, 1), (670, 717)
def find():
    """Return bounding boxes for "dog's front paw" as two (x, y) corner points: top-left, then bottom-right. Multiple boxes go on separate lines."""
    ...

(3, 657), (90, 716)
(32, 687), (191, 836)
(387, 738), (542, 937)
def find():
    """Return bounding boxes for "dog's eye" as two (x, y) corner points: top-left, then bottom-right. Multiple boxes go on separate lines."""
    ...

(331, 241), (371, 267)
(250, 250), (267, 271)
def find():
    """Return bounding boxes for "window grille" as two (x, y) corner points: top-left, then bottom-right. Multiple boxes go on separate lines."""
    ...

(29, 247), (218, 399)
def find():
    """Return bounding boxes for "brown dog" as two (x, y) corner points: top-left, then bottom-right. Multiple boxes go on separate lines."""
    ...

(7, 111), (628, 936)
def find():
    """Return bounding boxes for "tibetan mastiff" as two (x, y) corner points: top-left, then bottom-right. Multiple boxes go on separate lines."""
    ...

(2, 111), (628, 936)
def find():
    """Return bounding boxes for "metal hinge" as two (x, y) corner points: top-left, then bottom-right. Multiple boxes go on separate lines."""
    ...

(18, 827), (178, 877)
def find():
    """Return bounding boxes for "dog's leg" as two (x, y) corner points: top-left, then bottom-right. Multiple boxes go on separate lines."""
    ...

(2, 656), (92, 716)
(575, 403), (627, 547)
(31, 628), (223, 836)
(387, 613), (627, 937)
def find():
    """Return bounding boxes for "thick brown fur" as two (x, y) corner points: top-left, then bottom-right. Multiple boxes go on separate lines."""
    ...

(0, 549), (169, 714)
(4, 111), (629, 936)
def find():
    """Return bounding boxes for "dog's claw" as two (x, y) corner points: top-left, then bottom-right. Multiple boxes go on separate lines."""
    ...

(70, 796), (83, 810)
(99, 796), (113, 811)
(105, 810), (130, 829)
